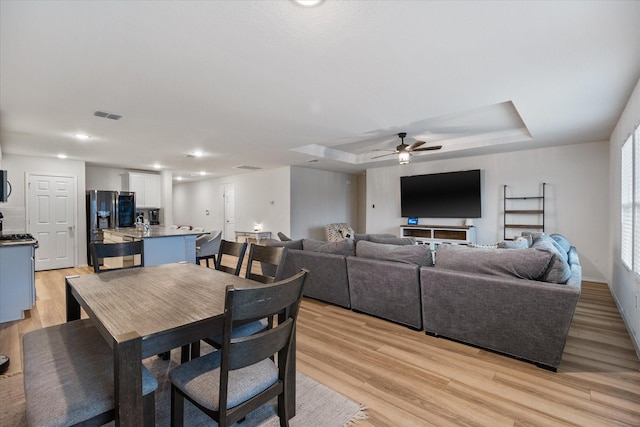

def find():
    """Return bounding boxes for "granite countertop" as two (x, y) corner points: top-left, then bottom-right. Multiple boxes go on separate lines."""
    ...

(107, 227), (207, 239)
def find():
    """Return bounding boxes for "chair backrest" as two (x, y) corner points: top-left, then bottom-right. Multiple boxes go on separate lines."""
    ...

(196, 230), (222, 256)
(90, 241), (144, 273)
(245, 244), (288, 284)
(218, 269), (308, 410)
(214, 240), (248, 276)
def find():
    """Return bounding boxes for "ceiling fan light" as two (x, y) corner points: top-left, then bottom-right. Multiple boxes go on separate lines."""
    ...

(398, 151), (411, 165)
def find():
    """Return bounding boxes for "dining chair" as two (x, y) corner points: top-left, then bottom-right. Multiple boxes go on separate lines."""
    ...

(90, 240), (144, 273)
(245, 244), (288, 284)
(214, 240), (248, 276)
(196, 230), (222, 268)
(169, 269), (309, 427)
(23, 319), (158, 427)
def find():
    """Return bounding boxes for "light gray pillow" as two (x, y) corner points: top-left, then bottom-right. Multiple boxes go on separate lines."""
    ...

(531, 235), (571, 283)
(434, 244), (552, 280)
(303, 238), (355, 256)
(356, 240), (433, 266)
(497, 236), (529, 249)
(265, 238), (303, 250)
(550, 233), (571, 253)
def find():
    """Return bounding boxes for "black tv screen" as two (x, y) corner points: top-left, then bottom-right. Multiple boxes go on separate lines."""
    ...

(400, 169), (481, 218)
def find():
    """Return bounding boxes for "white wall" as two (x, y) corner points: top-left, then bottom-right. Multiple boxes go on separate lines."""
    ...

(85, 164), (130, 191)
(366, 141), (610, 282)
(173, 167), (291, 239)
(1, 153), (87, 265)
(609, 77), (640, 355)
(290, 167), (359, 240)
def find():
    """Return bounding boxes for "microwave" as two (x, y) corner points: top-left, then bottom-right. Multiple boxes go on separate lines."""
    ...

(0, 170), (10, 203)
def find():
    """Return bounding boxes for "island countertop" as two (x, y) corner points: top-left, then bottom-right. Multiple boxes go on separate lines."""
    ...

(107, 227), (206, 239)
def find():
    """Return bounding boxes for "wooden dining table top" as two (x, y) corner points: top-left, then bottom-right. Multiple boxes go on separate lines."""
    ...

(66, 262), (255, 344)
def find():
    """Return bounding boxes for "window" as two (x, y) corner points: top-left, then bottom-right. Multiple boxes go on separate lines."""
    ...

(622, 134), (633, 269)
(635, 125), (640, 275)
(621, 124), (640, 277)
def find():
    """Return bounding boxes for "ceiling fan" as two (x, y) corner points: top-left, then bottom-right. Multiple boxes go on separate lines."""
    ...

(372, 132), (442, 164)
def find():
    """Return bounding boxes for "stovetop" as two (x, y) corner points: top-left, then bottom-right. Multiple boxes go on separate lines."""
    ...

(0, 233), (35, 241)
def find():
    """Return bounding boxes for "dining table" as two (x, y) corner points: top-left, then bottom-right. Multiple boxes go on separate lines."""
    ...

(65, 262), (297, 426)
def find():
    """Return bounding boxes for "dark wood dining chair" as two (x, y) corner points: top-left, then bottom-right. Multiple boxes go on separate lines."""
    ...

(214, 240), (248, 276)
(89, 240), (144, 273)
(169, 269), (309, 427)
(23, 319), (158, 427)
(245, 244), (288, 284)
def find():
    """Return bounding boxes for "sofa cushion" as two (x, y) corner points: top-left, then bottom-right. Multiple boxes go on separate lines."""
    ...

(354, 233), (396, 243)
(367, 235), (417, 246)
(303, 238), (355, 256)
(531, 235), (572, 283)
(356, 240), (433, 266)
(264, 238), (303, 250)
(434, 244), (552, 280)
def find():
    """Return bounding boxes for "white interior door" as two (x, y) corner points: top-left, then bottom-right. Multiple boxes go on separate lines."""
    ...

(223, 184), (235, 241)
(28, 174), (76, 271)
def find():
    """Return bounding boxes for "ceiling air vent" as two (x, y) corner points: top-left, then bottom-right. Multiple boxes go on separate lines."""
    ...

(234, 165), (262, 171)
(94, 110), (122, 120)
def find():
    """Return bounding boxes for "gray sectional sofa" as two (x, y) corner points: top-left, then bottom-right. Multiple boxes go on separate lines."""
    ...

(266, 232), (581, 371)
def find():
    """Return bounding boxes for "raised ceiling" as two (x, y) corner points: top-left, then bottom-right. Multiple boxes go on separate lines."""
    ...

(1, 1), (639, 180)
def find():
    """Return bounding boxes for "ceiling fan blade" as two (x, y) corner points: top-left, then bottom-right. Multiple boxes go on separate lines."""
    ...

(371, 149), (396, 153)
(371, 152), (398, 159)
(406, 140), (426, 151)
(411, 145), (443, 152)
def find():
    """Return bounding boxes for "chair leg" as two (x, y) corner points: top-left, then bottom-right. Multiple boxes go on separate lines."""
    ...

(278, 391), (289, 427)
(171, 386), (184, 427)
(143, 391), (156, 427)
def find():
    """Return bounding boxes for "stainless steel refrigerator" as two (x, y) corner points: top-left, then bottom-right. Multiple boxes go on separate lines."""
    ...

(86, 190), (136, 265)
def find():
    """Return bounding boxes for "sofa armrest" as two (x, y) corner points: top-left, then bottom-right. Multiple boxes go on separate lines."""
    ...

(282, 249), (351, 308)
(347, 257), (422, 329)
(420, 267), (581, 369)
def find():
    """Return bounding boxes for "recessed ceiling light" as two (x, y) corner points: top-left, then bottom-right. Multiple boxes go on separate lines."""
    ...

(199, 171), (206, 176)
(57, 154), (67, 159)
(175, 176), (183, 181)
(193, 150), (204, 158)
(152, 163), (162, 169)
(293, 0), (324, 7)
(74, 133), (90, 140)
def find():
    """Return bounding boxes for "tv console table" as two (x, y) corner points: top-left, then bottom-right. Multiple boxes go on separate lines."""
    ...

(400, 225), (476, 247)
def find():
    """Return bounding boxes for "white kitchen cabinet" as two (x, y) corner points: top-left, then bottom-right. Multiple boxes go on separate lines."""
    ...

(0, 244), (36, 323)
(127, 172), (161, 208)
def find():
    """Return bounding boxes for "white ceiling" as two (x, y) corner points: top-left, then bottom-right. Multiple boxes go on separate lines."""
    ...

(1, 1), (639, 181)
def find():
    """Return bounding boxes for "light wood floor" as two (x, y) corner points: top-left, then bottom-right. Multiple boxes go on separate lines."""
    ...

(1, 267), (639, 426)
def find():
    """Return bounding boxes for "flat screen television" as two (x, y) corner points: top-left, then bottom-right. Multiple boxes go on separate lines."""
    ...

(400, 169), (481, 218)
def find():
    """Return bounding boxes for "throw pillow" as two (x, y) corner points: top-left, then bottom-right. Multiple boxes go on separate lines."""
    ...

(434, 244), (552, 281)
(303, 238), (355, 256)
(468, 242), (498, 249)
(356, 240), (433, 266)
(550, 233), (571, 253)
(277, 232), (292, 241)
(264, 238), (303, 250)
(497, 237), (529, 249)
(531, 235), (571, 283)
(340, 226), (355, 240)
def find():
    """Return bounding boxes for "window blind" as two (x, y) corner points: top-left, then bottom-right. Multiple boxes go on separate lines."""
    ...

(621, 134), (633, 270)
(634, 126), (640, 277)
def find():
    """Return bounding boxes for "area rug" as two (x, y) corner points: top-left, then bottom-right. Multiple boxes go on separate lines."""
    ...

(0, 353), (366, 427)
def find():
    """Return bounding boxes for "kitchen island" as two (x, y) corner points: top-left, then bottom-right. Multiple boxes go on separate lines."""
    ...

(103, 227), (204, 267)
